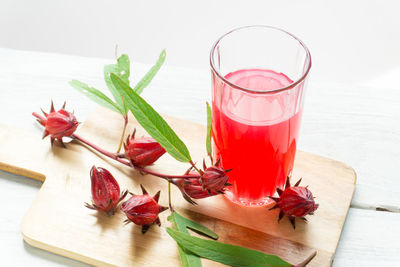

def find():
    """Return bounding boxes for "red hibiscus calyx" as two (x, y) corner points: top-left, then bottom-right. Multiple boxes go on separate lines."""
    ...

(122, 129), (166, 167)
(33, 101), (79, 146)
(85, 166), (127, 216)
(172, 166), (219, 205)
(121, 185), (168, 234)
(199, 159), (232, 194)
(269, 176), (319, 229)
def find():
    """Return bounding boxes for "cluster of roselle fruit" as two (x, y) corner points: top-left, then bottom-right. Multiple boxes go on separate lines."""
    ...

(32, 101), (318, 232)
(85, 166), (167, 233)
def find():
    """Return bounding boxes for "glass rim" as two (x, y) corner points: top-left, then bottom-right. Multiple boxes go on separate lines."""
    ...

(209, 25), (312, 94)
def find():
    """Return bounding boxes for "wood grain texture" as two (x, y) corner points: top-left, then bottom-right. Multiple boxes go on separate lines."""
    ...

(0, 47), (398, 211)
(1, 47), (396, 266)
(0, 106), (355, 266)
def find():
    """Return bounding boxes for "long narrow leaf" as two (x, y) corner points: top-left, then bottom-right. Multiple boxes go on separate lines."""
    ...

(104, 54), (131, 114)
(116, 54), (130, 84)
(206, 102), (212, 155)
(133, 50), (166, 95)
(168, 213), (201, 267)
(110, 73), (192, 162)
(167, 228), (292, 267)
(169, 212), (218, 240)
(69, 80), (121, 113)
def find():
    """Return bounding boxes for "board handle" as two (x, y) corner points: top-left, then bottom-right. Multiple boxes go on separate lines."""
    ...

(0, 162), (45, 182)
(0, 125), (48, 181)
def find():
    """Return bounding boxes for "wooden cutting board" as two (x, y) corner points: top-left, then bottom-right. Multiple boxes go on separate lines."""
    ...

(0, 107), (356, 266)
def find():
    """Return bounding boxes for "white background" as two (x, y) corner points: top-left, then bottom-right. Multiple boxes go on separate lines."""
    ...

(0, 0), (400, 266)
(1, 0), (400, 86)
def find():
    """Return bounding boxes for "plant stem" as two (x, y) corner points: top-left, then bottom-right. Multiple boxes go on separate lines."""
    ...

(133, 165), (200, 179)
(72, 133), (131, 167)
(33, 111), (200, 180)
(71, 133), (200, 180)
(116, 115), (128, 153)
(189, 160), (202, 175)
(168, 181), (174, 212)
(294, 251), (317, 267)
(208, 153), (214, 165)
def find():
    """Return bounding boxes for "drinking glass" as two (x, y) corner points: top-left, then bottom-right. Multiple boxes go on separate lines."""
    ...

(210, 25), (311, 207)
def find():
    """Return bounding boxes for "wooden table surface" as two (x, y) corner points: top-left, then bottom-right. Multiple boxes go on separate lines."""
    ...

(0, 48), (399, 266)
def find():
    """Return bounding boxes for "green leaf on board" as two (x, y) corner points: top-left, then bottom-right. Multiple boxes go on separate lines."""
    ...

(206, 102), (212, 156)
(110, 73), (192, 162)
(104, 54), (131, 114)
(168, 212), (218, 240)
(168, 212), (202, 267)
(133, 50), (166, 95)
(167, 212), (218, 267)
(69, 80), (121, 113)
(167, 228), (292, 267)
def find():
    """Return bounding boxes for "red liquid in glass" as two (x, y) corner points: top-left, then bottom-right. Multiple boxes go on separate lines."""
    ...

(212, 69), (302, 206)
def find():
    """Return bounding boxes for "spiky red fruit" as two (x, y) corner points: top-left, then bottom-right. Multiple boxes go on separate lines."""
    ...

(85, 166), (127, 215)
(269, 177), (319, 229)
(124, 129), (166, 167)
(200, 159), (231, 194)
(182, 177), (219, 199)
(172, 168), (218, 205)
(34, 101), (79, 146)
(121, 185), (168, 234)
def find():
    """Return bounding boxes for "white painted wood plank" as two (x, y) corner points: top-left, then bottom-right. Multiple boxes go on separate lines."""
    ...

(301, 82), (400, 211)
(1, 171), (397, 267)
(0, 171), (88, 267)
(334, 208), (400, 266)
(0, 48), (399, 266)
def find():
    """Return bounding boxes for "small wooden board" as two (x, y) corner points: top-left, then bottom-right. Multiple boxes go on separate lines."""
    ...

(0, 107), (356, 266)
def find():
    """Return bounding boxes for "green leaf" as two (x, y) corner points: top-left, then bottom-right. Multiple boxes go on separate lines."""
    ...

(168, 212), (218, 240)
(133, 50), (166, 95)
(116, 54), (130, 84)
(206, 102), (212, 155)
(168, 213), (202, 267)
(69, 80), (122, 114)
(104, 54), (131, 114)
(167, 228), (292, 267)
(167, 212), (218, 267)
(110, 73), (192, 162)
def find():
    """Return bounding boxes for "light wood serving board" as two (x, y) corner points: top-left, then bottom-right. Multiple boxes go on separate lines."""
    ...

(0, 107), (356, 266)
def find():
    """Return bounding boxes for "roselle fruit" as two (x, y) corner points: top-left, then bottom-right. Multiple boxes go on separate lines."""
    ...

(200, 159), (231, 194)
(269, 177), (319, 229)
(172, 168), (218, 204)
(85, 166), (127, 215)
(124, 129), (166, 167)
(35, 101), (79, 146)
(121, 185), (168, 234)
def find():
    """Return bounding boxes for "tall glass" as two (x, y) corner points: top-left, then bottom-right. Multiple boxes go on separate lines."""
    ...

(210, 25), (311, 207)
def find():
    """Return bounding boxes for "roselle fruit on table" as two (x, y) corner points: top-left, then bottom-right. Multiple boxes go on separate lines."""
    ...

(172, 160), (232, 204)
(200, 159), (231, 194)
(123, 129), (166, 167)
(270, 177), (319, 229)
(85, 166), (127, 215)
(121, 185), (168, 234)
(32, 101), (79, 146)
(172, 176), (218, 205)
(25, 49), (323, 266)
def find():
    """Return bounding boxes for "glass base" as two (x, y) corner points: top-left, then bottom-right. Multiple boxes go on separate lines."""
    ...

(223, 189), (275, 207)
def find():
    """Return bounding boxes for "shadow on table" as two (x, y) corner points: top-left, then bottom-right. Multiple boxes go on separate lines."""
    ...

(23, 240), (89, 267)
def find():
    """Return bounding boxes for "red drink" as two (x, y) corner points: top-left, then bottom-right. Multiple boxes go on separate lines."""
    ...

(212, 69), (303, 206)
(210, 26), (311, 207)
